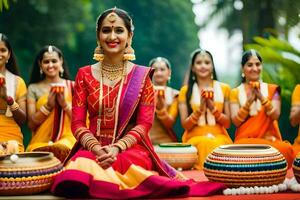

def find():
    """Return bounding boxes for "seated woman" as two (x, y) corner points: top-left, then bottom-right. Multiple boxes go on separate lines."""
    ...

(149, 57), (179, 145)
(290, 84), (300, 155)
(178, 49), (232, 170)
(0, 33), (27, 152)
(230, 49), (294, 167)
(26, 45), (76, 162)
(51, 8), (225, 199)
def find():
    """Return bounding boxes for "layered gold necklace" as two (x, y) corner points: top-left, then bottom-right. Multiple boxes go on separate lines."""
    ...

(96, 61), (127, 144)
(101, 62), (125, 81)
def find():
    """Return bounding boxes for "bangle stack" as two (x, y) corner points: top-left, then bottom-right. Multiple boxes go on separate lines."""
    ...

(236, 105), (249, 123)
(113, 134), (137, 152)
(40, 105), (51, 116)
(262, 99), (275, 116)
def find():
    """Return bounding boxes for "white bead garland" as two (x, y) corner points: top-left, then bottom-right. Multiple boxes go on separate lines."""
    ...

(223, 177), (300, 195)
(286, 177), (300, 192)
(223, 182), (287, 195)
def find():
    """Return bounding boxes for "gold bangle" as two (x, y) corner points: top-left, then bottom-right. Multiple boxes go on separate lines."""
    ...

(261, 98), (269, 105)
(189, 115), (198, 124)
(9, 102), (20, 112)
(236, 114), (245, 123)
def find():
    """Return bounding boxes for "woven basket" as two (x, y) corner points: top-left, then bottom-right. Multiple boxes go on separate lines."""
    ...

(155, 143), (198, 170)
(0, 152), (63, 195)
(293, 152), (300, 183)
(204, 144), (287, 187)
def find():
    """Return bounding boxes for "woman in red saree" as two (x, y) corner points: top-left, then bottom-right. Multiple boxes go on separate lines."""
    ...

(230, 49), (294, 168)
(51, 8), (225, 199)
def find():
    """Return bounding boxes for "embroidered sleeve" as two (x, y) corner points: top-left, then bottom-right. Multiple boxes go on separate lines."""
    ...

(292, 84), (300, 106)
(229, 88), (239, 103)
(71, 68), (90, 140)
(15, 76), (27, 102)
(222, 83), (231, 101)
(178, 85), (188, 103)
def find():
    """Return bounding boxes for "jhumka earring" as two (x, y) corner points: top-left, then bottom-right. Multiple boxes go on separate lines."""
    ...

(40, 69), (43, 78)
(211, 73), (214, 79)
(59, 68), (64, 77)
(123, 41), (135, 61)
(93, 43), (104, 62)
(242, 72), (245, 78)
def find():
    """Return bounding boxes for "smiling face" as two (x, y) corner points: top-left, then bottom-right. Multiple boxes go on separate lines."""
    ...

(153, 60), (171, 86)
(192, 53), (213, 80)
(243, 55), (262, 82)
(39, 51), (63, 78)
(98, 13), (132, 56)
(0, 41), (10, 68)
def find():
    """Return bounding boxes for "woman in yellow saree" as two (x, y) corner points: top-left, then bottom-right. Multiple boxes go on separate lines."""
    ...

(178, 49), (232, 170)
(290, 84), (300, 155)
(26, 45), (76, 161)
(149, 57), (179, 144)
(230, 49), (294, 168)
(0, 33), (27, 152)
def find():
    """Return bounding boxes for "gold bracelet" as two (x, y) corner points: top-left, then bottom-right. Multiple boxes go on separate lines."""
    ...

(9, 102), (20, 112)
(261, 98), (269, 105)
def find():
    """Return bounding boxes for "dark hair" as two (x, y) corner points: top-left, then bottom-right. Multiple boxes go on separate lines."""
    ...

(96, 8), (133, 41)
(29, 45), (70, 84)
(149, 57), (172, 69)
(241, 49), (262, 82)
(0, 33), (20, 76)
(186, 49), (218, 115)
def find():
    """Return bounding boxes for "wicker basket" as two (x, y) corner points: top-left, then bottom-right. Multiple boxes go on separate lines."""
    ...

(293, 152), (300, 183)
(204, 144), (287, 188)
(0, 152), (63, 195)
(155, 143), (198, 170)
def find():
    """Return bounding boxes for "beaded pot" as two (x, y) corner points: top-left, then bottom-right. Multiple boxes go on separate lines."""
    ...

(204, 144), (287, 187)
(155, 143), (198, 170)
(293, 152), (300, 183)
(0, 152), (63, 195)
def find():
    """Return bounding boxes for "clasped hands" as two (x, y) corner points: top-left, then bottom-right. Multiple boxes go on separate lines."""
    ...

(246, 81), (264, 105)
(200, 88), (215, 112)
(93, 145), (120, 169)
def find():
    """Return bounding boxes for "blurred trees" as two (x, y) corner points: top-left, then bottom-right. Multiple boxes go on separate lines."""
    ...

(0, 0), (198, 90)
(1, 0), (198, 143)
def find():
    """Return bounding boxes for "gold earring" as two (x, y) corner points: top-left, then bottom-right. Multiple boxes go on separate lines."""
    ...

(93, 43), (104, 62)
(59, 68), (64, 77)
(123, 41), (135, 61)
(242, 73), (245, 78)
(211, 73), (213, 79)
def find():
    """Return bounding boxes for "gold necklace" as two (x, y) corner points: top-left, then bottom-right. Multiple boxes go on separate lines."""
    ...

(101, 62), (125, 81)
(96, 62), (127, 143)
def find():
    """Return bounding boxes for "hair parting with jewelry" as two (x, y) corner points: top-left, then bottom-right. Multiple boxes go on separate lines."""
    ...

(29, 45), (70, 84)
(93, 8), (135, 61)
(149, 57), (172, 70)
(241, 49), (262, 82)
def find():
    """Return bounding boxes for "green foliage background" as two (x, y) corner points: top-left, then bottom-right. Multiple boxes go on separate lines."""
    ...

(0, 0), (198, 145)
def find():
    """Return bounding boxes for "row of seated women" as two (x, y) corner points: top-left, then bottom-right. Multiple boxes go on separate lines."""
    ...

(149, 50), (299, 170)
(0, 32), (299, 170)
(0, 33), (75, 161)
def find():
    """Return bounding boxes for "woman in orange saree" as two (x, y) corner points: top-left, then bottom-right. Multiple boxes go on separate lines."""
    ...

(0, 33), (27, 152)
(290, 84), (300, 155)
(230, 49), (294, 168)
(51, 8), (225, 199)
(149, 57), (178, 144)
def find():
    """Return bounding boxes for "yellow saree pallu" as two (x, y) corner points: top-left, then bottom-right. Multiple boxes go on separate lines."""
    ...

(26, 81), (76, 160)
(0, 72), (27, 152)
